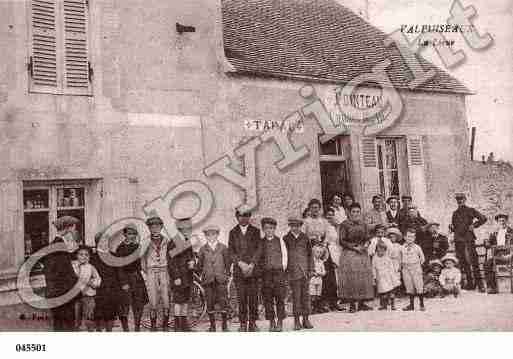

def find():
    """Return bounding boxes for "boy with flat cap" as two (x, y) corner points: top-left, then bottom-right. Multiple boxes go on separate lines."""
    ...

(259, 217), (288, 332)
(484, 213), (513, 294)
(167, 217), (196, 331)
(197, 224), (231, 331)
(228, 209), (262, 332)
(449, 193), (487, 291)
(44, 216), (80, 331)
(283, 217), (314, 330)
(142, 216), (171, 331)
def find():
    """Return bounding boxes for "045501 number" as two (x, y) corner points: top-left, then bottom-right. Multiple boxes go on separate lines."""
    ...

(15, 344), (46, 352)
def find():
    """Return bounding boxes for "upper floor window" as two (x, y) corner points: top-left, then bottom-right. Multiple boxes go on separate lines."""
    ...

(28, 0), (93, 96)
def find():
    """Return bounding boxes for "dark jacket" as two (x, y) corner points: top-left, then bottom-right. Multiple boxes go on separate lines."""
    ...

(283, 231), (313, 281)
(90, 250), (122, 297)
(420, 233), (449, 263)
(400, 215), (428, 236)
(167, 239), (194, 289)
(197, 242), (231, 285)
(115, 240), (149, 306)
(451, 205), (487, 242)
(228, 224), (262, 279)
(386, 210), (401, 228)
(43, 237), (77, 298)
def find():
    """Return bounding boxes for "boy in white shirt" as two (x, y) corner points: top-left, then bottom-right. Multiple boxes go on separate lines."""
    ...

(72, 246), (101, 331)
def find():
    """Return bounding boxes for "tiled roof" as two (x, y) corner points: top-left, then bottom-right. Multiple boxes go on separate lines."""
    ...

(222, 0), (471, 94)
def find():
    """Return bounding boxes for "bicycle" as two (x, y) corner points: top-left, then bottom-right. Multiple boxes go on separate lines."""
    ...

(140, 272), (207, 330)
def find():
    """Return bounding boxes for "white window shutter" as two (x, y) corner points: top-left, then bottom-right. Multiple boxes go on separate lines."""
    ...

(406, 136), (427, 210)
(408, 137), (424, 166)
(360, 137), (380, 211)
(62, 0), (92, 95)
(29, 0), (59, 93)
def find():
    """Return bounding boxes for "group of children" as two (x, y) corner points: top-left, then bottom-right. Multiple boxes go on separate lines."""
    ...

(54, 203), (464, 332)
(367, 224), (462, 312)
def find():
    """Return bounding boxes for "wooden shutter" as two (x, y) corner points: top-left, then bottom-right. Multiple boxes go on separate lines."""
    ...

(62, 0), (91, 95)
(406, 136), (427, 210)
(29, 0), (59, 93)
(0, 181), (22, 273)
(360, 137), (380, 211)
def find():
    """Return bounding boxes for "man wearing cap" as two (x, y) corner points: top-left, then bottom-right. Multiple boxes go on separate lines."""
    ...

(449, 193), (487, 291)
(168, 217), (196, 331)
(283, 217), (314, 330)
(228, 209), (262, 331)
(197, 224), (231, 331)
(141, 216), (171, 331)
(419, 222), (449, 269)
(43, 216), (80, 331)
(483, 214), (513, 294)
(259, 217), (288, 332)
(399, 204), (428, 237)
(116, 224), (148, 332)
(364, 195), (388, 229)
(398, 195), (413, 224)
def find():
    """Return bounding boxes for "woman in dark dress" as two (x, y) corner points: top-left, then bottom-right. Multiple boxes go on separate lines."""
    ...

(338, 203), (374, 313)
(116, 224), (149, 332)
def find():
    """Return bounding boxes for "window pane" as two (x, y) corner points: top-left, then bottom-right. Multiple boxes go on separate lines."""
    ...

(319, 137), (338, 155)
(379, 171), (385, 197)
(384, 140), (398, 169)
(377, 144), (383, 170)
(57, 187), (84, 208)
(389, 170), (400, 196)
(23, 189), (49, 210)
(24, 212), (49, 274)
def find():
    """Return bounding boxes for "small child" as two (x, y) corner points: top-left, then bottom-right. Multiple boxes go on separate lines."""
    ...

(423, 260), (443, 298)
(197, 225), (231, 332)
(310, 245), (327, 314)
(73, 246), (102, 331)
(368, 224), (392, 257)
(372, 240), (401, 310)
(385, 227), (403, 283)
(400, 228), (426, 311)
(439, 254), (462, 297)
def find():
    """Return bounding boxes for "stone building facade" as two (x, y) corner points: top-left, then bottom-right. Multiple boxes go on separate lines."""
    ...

(0, 0), (473, 309)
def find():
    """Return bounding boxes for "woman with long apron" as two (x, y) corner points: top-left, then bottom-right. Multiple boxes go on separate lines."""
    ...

(338, 203), (374, 313)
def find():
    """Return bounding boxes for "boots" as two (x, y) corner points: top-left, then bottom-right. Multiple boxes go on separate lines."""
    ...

(378, 296), (387, 310)
(269, 318), (277, 332)
(302, 315), (314, 329)
(239, 321), (247, 332)
(134, 308), (142, 332)
(150, 310), (158, 332)
(275, 319), (283, 332)
(208, 313), (216, 332)
(174, 316), (181, 332)
(293, 316), (302, 331)
(248, 320), (259, 332)
(403, 295), (415, 311)
(162, 309), (169, 332)
(390, 297), (396, 311)
(221, 313), (229, 332)
(182, 317), (193, 332)
(120, 316), (129, 332)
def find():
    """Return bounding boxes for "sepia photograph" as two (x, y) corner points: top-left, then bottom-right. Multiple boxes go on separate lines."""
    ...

(0, 0), (512, 355)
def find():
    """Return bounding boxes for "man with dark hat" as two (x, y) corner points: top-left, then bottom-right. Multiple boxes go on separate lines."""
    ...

(142, 216), (171, 331)
(43, 216), (80, 331)
(283, 217), (314, 330)
(167, 217), (196, 331)
(259, 217), (288, 332)
(398, 195), (413, 225)
(449, 192), (487, 291)
(419, 222), (449, 270)
(228, 209), (262, 331)
(484, 214), (513, 294)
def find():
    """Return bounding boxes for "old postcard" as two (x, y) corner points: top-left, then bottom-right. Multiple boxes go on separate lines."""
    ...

(0, 0), (512, 350)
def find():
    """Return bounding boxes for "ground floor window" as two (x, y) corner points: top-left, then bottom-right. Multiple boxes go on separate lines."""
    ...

(319, 135), (351, 206)
(23, 182), (88, 271)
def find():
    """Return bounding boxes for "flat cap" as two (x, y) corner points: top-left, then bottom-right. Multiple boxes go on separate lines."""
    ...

(202, 224), (220, 233)
(454, 192), (466, 199)
(261, 217), (277, 227)
(386, 195), (399, 203)
(427, 222), (440, 228)
(288, 217), (303, 225)
(429, 259), (443, 267)
(401, 195), (412, 200)
(145, 216), (163, 226)
(123, 223), (139, 233)
(441, 254), (458, 265)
